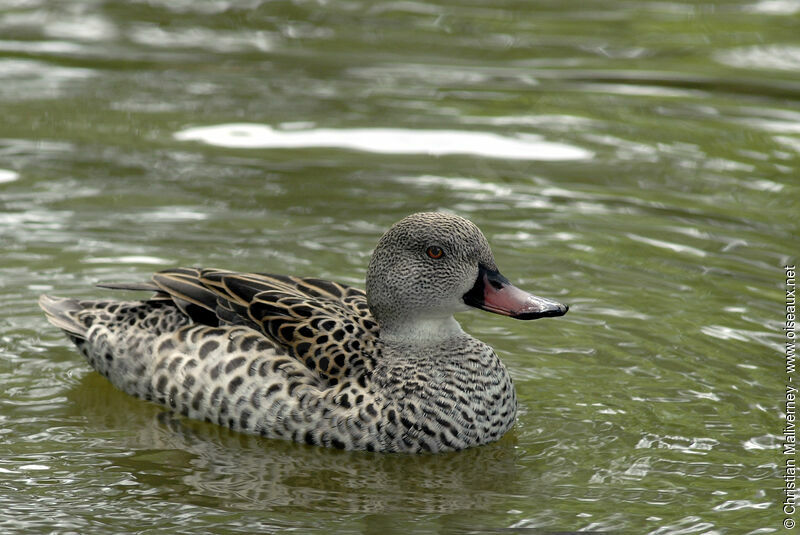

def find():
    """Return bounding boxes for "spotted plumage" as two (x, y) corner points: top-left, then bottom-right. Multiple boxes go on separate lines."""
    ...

(39, 212), (568, 453)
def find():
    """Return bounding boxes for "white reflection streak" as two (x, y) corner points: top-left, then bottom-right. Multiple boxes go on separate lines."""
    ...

(83, 256), (172, 265)
(745, 0), (800, 13)
(626, 233), (708, 257)
(0, 169), (19, 183)
(174, 123), (593, 161)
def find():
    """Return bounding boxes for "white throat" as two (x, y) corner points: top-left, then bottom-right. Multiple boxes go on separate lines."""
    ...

(379, 315), (465, 345)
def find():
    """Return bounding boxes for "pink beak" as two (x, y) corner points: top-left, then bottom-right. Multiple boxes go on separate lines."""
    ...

(463, 266), (568, 320)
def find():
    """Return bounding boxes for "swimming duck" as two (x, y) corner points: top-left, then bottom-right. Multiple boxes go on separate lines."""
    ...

(39, 212), (568, 453)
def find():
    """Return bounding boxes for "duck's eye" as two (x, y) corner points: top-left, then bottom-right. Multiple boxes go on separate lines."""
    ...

(426, 246), (444, 259)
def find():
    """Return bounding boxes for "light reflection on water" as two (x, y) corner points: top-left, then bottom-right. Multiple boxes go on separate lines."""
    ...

(174, 123), (594, 161)
(0, 169), (19, 183)
(715, 45), (800, 72)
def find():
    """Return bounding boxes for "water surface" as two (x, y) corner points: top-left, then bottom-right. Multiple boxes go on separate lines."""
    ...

(1, 1), (797, 533)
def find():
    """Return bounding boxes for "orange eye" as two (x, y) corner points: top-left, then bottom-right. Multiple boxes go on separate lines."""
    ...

(426, 246), (444, 259)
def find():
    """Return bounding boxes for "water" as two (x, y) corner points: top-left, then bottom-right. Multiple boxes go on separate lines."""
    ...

(1, 0), (797, 533)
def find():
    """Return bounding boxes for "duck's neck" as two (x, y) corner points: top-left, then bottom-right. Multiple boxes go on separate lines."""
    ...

(379, 315), (465, 345)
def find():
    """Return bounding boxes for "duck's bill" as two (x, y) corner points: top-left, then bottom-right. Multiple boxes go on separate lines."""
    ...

(463, 265), (569, 320)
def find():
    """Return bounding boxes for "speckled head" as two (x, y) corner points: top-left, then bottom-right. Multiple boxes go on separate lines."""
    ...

(366, 212), (568, 341)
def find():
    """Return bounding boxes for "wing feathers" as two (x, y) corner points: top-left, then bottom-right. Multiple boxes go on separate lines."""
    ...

(137, 268), (378, 382)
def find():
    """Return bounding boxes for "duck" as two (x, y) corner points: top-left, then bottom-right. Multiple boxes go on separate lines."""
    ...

(39, 212), (568, 453)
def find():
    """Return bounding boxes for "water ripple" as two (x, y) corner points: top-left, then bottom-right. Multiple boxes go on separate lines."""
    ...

(716, 45), (800, 71)
(635, 434), (720, 456)
(0, 59), (95, 100)
(700, 325), (782, 352)
(712, 499), (771, 511)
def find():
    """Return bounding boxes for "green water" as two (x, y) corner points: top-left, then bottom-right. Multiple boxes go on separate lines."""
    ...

(1, 0), (798, 533)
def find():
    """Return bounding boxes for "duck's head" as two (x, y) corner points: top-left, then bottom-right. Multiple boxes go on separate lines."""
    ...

(366, 212), (568, 341)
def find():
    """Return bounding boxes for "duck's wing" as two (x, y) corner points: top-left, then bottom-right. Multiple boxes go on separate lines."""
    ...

(97, 276), (221, 327)
(150, 268), (378, 383)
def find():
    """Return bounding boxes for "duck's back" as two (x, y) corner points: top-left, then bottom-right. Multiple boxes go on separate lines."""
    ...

(39, 295), (327, 434)
(39, 270), (389, 449)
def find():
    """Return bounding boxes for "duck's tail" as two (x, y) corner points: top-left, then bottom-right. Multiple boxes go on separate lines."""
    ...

(38, 295), (90, 339)
(38, 294), (197, 401)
